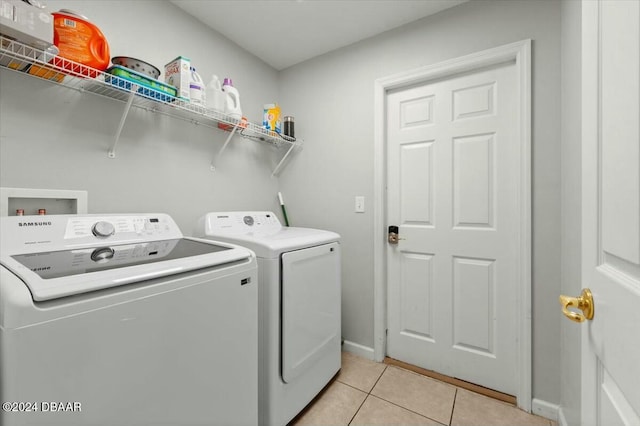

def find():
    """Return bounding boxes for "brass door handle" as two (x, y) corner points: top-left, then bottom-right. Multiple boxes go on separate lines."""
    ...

(559, 288), (594, 323)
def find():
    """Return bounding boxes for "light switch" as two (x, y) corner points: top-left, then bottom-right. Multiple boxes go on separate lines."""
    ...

(355, 196), (365, 213)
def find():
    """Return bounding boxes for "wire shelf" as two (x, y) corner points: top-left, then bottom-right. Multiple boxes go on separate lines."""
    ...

(0, 35), (299, 150)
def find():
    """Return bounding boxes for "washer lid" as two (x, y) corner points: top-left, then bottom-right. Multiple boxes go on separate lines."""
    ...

(0, 214), (253, 301)
(196, 211), (340, 258)
(1, 237), (252, 301)
(0, 238), (251, 301)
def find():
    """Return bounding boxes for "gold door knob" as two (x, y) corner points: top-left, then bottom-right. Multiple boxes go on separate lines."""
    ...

(559, 288), (594, 323)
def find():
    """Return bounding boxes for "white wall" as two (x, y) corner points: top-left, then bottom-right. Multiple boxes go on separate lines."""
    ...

(278, 0), (562, 404)
(0, 0), (283, 232)
(560, 0), (582, 424)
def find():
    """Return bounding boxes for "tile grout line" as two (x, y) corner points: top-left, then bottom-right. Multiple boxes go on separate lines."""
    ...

(365, 394), (448, 425)
(448, 388), (458, 426)
(346, 392), (368, 425)
(368, 364), (388, 395)
(351, 365), (447, 426)
(347, 364), (387, 425)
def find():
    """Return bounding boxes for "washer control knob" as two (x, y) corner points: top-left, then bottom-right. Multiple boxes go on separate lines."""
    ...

(91, 247), (115, 263)
(92, 221), (115, 238)
(243, 216), (254, 226)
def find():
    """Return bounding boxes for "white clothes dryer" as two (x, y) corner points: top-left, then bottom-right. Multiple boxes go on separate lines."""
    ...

(1, 213), (258, 426)
(195, 211), (341, 426)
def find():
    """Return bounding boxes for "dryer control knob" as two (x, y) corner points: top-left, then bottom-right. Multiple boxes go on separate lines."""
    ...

(92, 221), (115, 238)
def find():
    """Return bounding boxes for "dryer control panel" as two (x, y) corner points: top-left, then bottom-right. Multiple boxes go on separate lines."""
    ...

(202, 211), (282, 236)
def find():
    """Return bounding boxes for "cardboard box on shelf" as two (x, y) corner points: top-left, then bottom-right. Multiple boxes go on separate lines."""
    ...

(164, 56), (191, 101)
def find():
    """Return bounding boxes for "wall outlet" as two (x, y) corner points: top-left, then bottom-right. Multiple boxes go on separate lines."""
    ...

(355, 196), (365, 213)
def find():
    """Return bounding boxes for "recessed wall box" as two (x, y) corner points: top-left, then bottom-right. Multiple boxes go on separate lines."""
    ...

(0, 187), (88, 216)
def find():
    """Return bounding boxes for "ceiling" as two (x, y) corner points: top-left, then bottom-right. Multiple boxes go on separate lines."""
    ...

(170, 0), (467, 70)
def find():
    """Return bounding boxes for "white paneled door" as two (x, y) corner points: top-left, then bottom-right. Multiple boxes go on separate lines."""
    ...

(386, 61), (521, 396)
(579, 1), (640, 424)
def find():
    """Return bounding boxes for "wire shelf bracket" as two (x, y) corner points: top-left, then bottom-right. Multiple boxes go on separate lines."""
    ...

(210, 122), (240, 172)
(109, 85), (137, 158)
(272, 142), (299, 178)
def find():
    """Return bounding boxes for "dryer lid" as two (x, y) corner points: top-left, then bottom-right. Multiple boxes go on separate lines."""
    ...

(196, 211), (340, 258)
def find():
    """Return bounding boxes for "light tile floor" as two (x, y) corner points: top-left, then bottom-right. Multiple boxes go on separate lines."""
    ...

(290, 352), (556, 426)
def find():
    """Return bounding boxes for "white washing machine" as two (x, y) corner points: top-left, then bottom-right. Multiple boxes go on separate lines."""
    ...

(195, 211), (341, 426)
(0, 213), (258, 426)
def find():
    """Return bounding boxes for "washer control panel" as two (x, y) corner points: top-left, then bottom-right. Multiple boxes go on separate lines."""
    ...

(0, 214), (183, 254)
(64, 216), (174, 240)
(204, 211), (282, 235)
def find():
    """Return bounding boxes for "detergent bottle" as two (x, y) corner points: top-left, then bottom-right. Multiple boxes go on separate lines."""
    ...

(51, 10), (110, 77)
(189, 67), (205, 105)
(222, 78), (242, 120)
(206, 75), (225, 113)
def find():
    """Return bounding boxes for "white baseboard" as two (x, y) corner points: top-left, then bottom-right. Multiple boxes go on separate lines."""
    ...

(557, 406), (569, 426)
(342, 340), (375, 361)
(532, 398), (560, 422)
